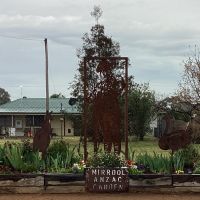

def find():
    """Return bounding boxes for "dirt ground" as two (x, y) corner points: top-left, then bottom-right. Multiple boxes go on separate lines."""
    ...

(0, 193), (199, 200)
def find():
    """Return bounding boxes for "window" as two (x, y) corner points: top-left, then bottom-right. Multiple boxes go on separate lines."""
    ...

(68, 129), (71, 134)
(0, 116), (12, 127)
(15, 119), (22, 128)
(25, 116), (33, 126)
(25, 115), (44, 127)
(34, 115), (44, 127)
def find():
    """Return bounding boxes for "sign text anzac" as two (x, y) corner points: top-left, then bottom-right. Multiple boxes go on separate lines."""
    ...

(85, 168), (129, 192)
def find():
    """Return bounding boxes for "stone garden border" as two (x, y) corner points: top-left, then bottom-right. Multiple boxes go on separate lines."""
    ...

(0, 173), (199, 193)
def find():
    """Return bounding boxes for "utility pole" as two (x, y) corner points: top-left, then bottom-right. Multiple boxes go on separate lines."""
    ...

(44, 38), (49, 113)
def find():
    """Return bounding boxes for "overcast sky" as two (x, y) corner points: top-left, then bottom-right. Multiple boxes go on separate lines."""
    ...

(0, 0), (199, 100)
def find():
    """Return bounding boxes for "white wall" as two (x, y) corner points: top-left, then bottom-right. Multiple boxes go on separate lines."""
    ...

(51, 115), (74, 136)
(3, 114), (75, 137)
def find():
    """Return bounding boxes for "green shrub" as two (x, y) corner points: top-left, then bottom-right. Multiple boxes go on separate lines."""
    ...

(136, 152), (171, 174)
(172, 151), (185, 172)
(4, 144), (24, 171)
(128, 167), (143, 175)
(46, 140), (80, 172)
(127, 145), (136, 161)
(173, 145), (200, 172)
(87, 153), (124, 168)
(193, 160), (200, 174)
(4, 142), (43, 173)
(48, 140), (69, 158)
(21, 139), (33, 161)
(46, 154), (67, 173)
(0, 145), (6, 165)
(48, 140), (79, 163)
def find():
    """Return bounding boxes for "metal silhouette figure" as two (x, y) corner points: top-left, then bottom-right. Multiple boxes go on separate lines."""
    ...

(158, 114), (192, 151)
(83, 57), (128, 158)
(33, 112), (52, 158)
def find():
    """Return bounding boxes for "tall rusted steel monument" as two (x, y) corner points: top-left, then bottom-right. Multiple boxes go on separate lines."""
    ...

(83, 56), (129, 161)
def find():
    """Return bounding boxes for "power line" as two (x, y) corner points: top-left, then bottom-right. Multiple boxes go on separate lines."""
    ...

(0, 84), (67, 88)
(0, 34), (77, 47)
(0, 34), (42, 42)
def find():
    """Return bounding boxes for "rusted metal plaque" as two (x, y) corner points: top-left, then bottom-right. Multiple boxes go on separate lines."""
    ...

(85, 168), (129, 193)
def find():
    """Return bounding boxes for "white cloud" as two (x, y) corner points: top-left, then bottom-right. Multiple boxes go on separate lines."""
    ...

(0, 0), (200, 99)
(0, 14), (82, 24)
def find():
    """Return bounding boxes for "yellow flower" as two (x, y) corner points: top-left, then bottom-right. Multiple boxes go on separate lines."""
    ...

(175, 170), (184, 174)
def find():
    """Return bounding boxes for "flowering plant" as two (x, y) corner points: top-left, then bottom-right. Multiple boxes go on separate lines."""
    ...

(87, 153), (125, 168)
(125, 160), (144, 175)
(175, 170), (184, 174)
(125, 160), (134, 167)
(72, 160), (86, 174)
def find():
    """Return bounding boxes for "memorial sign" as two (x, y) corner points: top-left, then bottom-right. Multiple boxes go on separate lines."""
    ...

(85, 168), (129, 192)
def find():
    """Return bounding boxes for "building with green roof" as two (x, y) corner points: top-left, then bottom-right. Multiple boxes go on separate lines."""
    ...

(0, 98), (80, 137)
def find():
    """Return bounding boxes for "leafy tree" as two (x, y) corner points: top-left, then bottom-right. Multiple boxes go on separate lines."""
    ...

(50, 93), (65, 98)
(70, 6), (120, 100)
(70, 6), (129, 150)
(128, 83), (155, 140)
(0, 87), (10, 105)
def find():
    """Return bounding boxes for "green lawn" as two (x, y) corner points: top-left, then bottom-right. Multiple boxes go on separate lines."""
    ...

(128, 137), (170, 155)
(52, 135), (200, 158)
(1, 135), (200, 159)
(57, 135), (171, 157)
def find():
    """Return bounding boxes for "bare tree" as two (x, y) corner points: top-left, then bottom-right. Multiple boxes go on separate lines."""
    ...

(176, 46), (200, 115)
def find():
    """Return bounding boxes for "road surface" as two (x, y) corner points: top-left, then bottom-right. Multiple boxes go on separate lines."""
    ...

(0, 193), (199, 200)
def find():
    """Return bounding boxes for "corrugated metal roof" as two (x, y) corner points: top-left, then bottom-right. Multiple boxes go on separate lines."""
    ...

(0, 98), (80, 114)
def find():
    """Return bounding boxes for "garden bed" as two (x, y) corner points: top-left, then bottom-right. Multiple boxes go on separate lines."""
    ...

(0, 139), (199, 193)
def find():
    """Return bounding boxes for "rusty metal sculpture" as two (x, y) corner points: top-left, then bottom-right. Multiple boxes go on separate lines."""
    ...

(83, 57), (128, 160)
(158, 114), (192, 151)
(33, 112), (52, 158)
(93, 59), (125, 154)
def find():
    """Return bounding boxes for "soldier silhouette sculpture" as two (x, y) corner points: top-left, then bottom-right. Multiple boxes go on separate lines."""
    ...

(90, 59), (125, 154)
